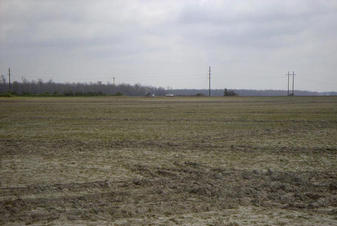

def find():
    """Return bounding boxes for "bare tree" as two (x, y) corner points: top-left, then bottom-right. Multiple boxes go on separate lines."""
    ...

(1, 74), (6, 84)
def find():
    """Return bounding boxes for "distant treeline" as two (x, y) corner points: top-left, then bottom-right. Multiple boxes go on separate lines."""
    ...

(1, 78), (336, 97)
(170, 89), (337, 96)
(0, 79), (166, 96)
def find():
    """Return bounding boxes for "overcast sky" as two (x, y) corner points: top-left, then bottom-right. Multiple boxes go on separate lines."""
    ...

(1, 0), (337, 91)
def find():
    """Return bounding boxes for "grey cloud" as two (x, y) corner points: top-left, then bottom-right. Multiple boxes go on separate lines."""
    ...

(175, 1), (337, 49)
(0, 0), (336, 91)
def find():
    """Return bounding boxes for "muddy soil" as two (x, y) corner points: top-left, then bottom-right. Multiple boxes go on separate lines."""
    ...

(1, 162), (336, 225)
(1, 96), (337, 225)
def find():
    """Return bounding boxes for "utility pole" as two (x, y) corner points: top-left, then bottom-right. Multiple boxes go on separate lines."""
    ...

(8, 67), (11, 90)
(287, 71), (290, 96)
(113, 77), (115, 85)
(292, 71), (295, 96)
(208, 66), (211, 96)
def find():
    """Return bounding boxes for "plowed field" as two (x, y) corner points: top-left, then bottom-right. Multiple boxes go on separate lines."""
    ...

(1, 97), (336, 225)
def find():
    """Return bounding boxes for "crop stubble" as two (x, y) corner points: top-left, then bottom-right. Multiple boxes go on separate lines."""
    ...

(0, 96), (336, 225)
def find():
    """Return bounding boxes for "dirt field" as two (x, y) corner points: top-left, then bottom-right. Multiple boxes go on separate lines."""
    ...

(1, 96), (336, 225)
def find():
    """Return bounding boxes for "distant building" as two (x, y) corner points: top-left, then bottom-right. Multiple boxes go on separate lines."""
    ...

(145, 92), (155, 97)
(165, 93), (174, 97)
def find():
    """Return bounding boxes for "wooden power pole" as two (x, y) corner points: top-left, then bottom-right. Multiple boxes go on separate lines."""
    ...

(292, 71), (295, 96)
(287, 71), (290, 96)
(8, 68), (11, 90)
(208, 66), (211, 96)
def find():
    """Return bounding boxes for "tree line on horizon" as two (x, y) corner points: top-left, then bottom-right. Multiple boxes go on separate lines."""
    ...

(170, 89), (337, 96)
(1, 76), (336, 97)
(0, 78), (166, 96)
